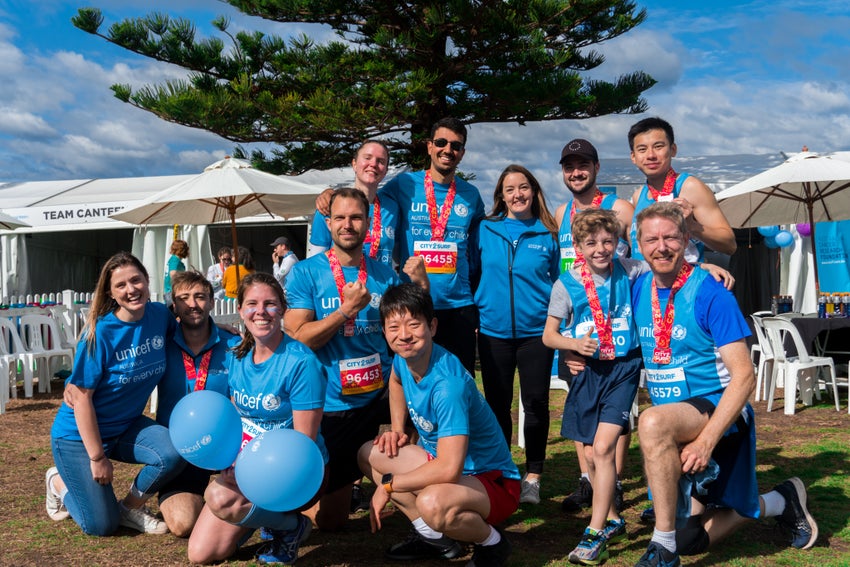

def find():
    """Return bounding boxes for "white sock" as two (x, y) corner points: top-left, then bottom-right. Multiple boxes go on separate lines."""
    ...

(581, 473), (590, 481)
(413, 517), (443, 540)
(652, 528), (677, 553)
(761, 490), (786, 517)
(477, 525), (501, 546)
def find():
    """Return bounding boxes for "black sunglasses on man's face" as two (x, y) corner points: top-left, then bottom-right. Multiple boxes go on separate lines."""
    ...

(431, 138), (464, 151)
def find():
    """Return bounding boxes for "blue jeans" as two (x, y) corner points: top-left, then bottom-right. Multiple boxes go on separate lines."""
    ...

(51, 414), (185, 536)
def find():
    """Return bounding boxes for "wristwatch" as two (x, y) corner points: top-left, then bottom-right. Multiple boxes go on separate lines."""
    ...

(382, 473), (394, 494)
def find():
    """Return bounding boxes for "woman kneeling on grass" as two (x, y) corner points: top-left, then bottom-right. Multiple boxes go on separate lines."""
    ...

(46, 252), (184, 535)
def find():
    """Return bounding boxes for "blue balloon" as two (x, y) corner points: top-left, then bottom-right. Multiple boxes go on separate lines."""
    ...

(774, 230), (794, 248)
(764, 236), (779, 248)
(169, 390), (242, 470)
(758, 226), (780, 237)
(235, 428), (324, 512)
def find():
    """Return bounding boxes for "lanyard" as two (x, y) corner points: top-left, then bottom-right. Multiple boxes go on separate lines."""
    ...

(648, 168), (678, 201)
(650, 262), (693, 364)
(367, 195), (382, 259)
(579, 262), (615, 360)
(183, 350), (212, 392)
(327, 249), (367, 336)
(570, 190), (604, 266)
(424, 171), (456, 241)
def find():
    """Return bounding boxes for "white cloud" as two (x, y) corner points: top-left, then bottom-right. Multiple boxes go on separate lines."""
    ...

(0, 108), (57, 138)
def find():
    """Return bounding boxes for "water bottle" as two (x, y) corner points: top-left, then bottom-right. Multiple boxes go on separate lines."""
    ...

(843, 293), (850, 318)
(771, 295), (779, 316)
(818, 294), (827, 318)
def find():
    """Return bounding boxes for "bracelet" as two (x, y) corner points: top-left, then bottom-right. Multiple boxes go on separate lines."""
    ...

(337, 308), (350, 319)
(90, 454), (106, 462)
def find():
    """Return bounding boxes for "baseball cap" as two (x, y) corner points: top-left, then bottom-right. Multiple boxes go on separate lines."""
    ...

(270, 236), (290, 247)
(559, 138), (598, 164)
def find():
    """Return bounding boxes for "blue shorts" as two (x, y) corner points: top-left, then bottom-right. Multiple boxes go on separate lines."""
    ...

(682, 395), (760, 520)
(561, 349), (641, 444)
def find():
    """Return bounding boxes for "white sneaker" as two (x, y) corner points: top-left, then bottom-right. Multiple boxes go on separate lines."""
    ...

(519, 475), (541, 505)
(45, 467), (69, 521)
(119, 503), (168, 534)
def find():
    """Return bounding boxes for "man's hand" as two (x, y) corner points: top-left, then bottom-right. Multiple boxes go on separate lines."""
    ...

(373, 430), (409, 458)
(679, 435), (714, 475)
(341, 282), (371, 316)
(369, 485), (394, 533)
(316, 188), (335, 216)
(402, 256), (429, 291)
(700, 263), (735, 290)
(672, 196), (695, 220)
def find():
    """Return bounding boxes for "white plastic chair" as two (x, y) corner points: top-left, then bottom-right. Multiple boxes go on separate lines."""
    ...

(18, 314), (75, 394)
(0, 357), (10, 414)
(0, 318), (36, 398)
(762, 317), (840, 415)
(750, 312), (774, 402)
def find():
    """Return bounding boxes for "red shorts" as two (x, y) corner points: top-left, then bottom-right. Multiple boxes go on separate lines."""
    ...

(474, 470), (520, 525)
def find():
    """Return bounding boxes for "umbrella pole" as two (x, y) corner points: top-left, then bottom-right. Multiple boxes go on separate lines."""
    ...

(230, 213), (241, 287)
(808, 203), (820, 296)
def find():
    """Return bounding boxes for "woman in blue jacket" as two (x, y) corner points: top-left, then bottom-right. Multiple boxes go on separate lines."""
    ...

(473, 164), (560, 505)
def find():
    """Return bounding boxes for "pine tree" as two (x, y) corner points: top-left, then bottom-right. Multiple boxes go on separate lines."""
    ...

(72, 1), (654, 173)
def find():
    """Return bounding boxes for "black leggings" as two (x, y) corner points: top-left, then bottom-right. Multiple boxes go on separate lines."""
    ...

(478, 333), (554, 474)
(433, 305), (479, 376)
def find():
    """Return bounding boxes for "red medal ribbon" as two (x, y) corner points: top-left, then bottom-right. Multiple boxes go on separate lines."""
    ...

(579, 262), (615, 360)
(327, 249), (368, 336)
(367, 195), (381, 259)
(183, 350), (212, 392)
(570, 190), (604, 266)
(424, 170), (456, 241)
(650, 261), (694, 364)
(648, 168), (678, 201)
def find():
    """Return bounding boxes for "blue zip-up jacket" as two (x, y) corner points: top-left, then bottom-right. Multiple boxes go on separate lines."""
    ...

(473, 216), (559, 339)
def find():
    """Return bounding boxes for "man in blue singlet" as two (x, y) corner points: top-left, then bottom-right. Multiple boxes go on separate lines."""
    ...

(553, 138), (634, 515)
(631, 202), (816, 567)
(628, 117), (736, 262)
(359, 283), (519, 567)
(379, 117), (485, 375)
(155, 271), (240, 538)
(285, 187), (428, 532)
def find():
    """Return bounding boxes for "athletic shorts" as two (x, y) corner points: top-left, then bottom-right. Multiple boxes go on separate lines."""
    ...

(474, 470), (520, 525)
(157, 463), (212, 504)
(561, 349), (641, 444)
(321, 392), (390, 492)
(682, 394), (760, 520)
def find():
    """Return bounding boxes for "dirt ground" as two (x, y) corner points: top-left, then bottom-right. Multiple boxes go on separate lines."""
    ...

(1, 384), (847, 566)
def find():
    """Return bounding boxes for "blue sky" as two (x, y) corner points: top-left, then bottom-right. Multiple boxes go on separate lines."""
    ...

(2, 0), (850, 205)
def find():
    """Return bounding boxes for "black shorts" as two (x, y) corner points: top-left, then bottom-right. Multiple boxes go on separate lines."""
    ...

(157, 463), (212, 504)
(322, 393), (390, 492)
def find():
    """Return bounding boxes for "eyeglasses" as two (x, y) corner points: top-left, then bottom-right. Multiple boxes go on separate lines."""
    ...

(221, 257), (233, 263)
(432, 138), (464, 151)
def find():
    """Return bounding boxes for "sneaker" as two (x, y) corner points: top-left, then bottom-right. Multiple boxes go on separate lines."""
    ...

(568, 529), (608, 565)
(639, 505), (655, 523)
(119, 503), (168, 534)
(45, 467), (69, 521)
(256, 514), (312, 565)
(520, 475), (541, 505)
(773, 477), (818, 550)
(466, 529), (511, 567)
(562, 477), (593, 513)
(260, 526), (275, 541)
(350, 483), (370, 513)
(385, 529), (464, 561)
(634, 541), (680, 567)
(601, 518), (627, 544)
(615, 481), (625, 512)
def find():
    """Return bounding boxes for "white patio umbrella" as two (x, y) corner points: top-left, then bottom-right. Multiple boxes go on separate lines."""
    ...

(715, 152), (850, 292)
(0, 210), (30, 230)
(113, 156), (323, 281)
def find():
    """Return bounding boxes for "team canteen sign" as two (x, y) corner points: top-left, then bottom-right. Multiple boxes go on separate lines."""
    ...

(3, 201), (136, 228)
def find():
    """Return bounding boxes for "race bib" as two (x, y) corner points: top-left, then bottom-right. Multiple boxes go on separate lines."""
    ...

(657, 193), (675, 203)
(240, 417), (267, 451)
(414, 241), (457, 274)
(339, 353), (384, 395)
(574, 318), (631, 358)
(560, 246), (576, 273)
(645, 367), (689, 404)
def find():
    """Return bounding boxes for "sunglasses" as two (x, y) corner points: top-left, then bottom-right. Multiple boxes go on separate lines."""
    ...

(432, 138), (464, 151)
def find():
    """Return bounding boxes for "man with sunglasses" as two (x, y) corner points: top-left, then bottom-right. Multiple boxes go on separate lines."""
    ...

(379, 117), (485, 376)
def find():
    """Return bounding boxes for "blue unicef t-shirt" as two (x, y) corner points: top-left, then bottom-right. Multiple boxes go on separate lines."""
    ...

(393, 344), (520, 480)
(51, 302), (176, 441)
(286, 253), (400, 412)
(227, 333), (329, 463)
(308, 196), (400, 266)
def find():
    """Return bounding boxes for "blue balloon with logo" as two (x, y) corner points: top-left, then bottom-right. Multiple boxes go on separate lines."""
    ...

(774, 230), (794, 248)
(169, 390), (242, 470)
(758, 225), (780, 238)
(235, 428), (324, 512)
